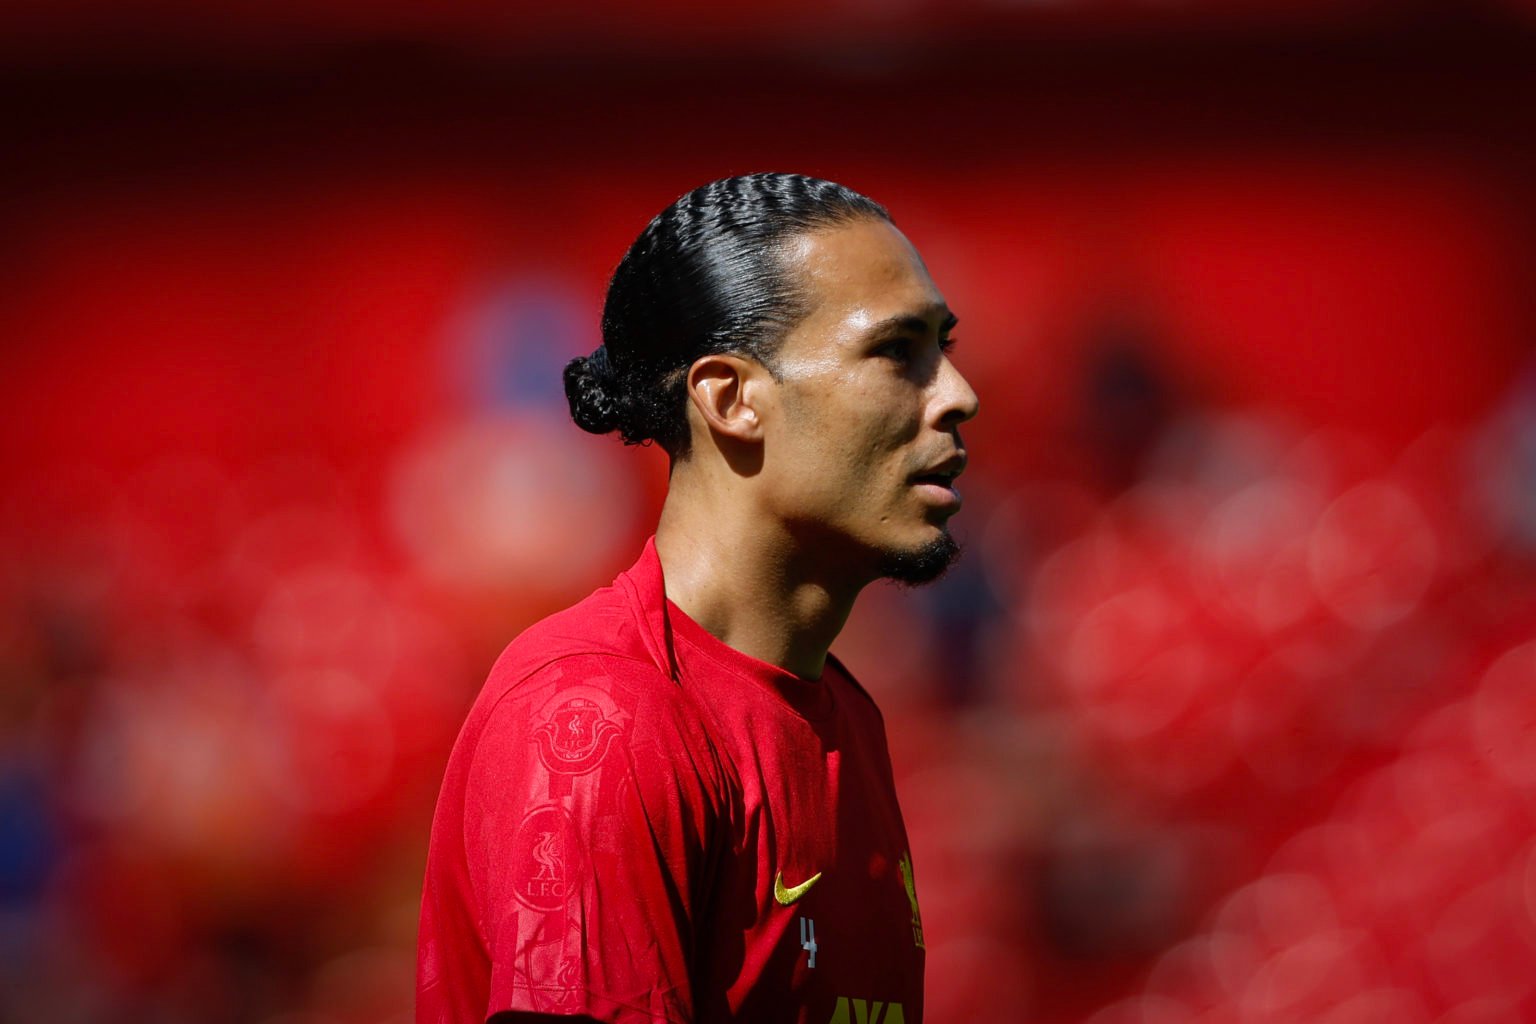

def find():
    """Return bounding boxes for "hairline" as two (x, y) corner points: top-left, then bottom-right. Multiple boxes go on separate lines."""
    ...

(665, 209), (893, 459)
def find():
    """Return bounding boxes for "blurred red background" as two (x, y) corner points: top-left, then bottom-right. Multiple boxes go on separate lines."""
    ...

(4, 2), (1536, 1021)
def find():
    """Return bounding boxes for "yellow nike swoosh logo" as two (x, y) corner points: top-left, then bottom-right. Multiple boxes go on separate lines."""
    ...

(773, 870), (823, 906)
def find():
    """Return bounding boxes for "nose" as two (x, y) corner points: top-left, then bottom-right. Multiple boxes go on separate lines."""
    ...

(933, 353), (979, 428)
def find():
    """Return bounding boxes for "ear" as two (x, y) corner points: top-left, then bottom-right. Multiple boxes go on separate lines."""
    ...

(685, 353), (769, 444)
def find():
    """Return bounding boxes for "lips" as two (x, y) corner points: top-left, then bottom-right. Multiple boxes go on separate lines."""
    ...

(909, 454), (967, 513)
(909, 452), (967, 488)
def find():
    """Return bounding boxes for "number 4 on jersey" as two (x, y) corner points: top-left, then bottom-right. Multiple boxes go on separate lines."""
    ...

(799, 916), (817, 968)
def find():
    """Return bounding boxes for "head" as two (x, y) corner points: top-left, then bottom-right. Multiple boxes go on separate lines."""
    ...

(565, 173), (978, 585)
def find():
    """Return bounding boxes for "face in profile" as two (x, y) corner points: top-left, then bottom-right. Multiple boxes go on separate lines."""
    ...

(757, 217), (979, 585)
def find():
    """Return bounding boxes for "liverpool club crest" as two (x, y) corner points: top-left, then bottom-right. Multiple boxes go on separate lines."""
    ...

(511, 804), (581, 911)
(535, 696), (622, 775)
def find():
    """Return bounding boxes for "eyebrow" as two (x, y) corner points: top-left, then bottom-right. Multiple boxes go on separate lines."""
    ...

(866, 309), (959, 337)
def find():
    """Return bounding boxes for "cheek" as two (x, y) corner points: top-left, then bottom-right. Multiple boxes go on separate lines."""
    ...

(796, 398), (887, 473)
(775, 379), (912, 497)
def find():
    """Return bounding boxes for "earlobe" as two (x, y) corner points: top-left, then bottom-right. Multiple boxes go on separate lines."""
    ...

(686, 355), (764, 443)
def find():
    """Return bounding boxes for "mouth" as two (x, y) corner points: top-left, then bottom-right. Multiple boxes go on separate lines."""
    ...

(909, 453), (967, 510)
(909, 453), (967, 489)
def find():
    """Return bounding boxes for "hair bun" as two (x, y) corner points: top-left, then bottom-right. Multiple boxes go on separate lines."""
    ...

(563, 348), (624, 436)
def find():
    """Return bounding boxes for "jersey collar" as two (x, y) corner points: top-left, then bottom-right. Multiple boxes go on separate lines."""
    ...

(616, 535), (681, 683)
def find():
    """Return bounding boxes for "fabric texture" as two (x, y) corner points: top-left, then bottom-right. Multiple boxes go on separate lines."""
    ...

(417, 539), (925, 1023)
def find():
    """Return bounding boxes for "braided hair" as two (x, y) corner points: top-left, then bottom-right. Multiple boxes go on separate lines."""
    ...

(563, 173), (889, 454)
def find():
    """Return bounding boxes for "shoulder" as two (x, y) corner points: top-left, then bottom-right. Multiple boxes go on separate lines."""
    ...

(441, 613), (729, 878)
(462, 578), (671, 735)
(485, 581), (653, 693)
(453, 588), (727, 804)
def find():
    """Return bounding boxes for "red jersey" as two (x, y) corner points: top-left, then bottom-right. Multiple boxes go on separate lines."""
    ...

(417, 539), (925, 1024)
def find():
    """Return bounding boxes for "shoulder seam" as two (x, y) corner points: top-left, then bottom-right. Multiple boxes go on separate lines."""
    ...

(483, 649), (669, 714)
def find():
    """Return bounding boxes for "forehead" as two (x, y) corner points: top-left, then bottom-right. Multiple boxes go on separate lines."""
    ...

(778, 218), (946, 350)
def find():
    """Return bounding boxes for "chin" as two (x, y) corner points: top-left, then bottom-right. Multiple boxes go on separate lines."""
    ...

(876, 532), (960, 587)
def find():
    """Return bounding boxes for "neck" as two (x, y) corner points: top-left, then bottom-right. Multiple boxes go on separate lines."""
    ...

(654, 473), (866, 680)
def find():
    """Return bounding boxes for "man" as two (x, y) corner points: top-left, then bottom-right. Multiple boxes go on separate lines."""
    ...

(418, 173), (978, 1024)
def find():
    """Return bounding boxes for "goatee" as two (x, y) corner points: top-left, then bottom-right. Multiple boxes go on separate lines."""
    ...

(878, 533), (960, 587)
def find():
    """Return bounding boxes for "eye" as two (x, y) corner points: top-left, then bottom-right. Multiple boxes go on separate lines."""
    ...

(875, 338), (913, 362)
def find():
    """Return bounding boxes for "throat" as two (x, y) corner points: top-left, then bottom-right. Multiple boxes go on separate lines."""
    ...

(655, 527), (857, 680)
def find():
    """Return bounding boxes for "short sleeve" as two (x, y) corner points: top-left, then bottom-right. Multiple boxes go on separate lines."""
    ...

(460, 655), (722, 1024)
